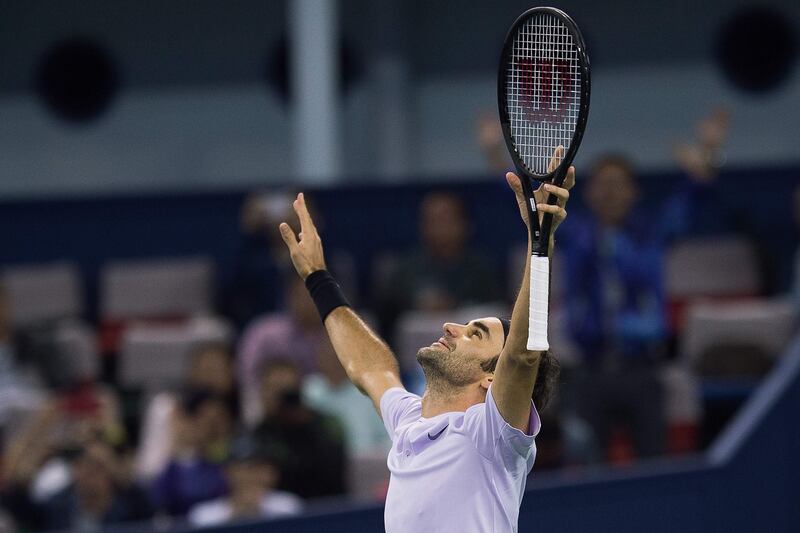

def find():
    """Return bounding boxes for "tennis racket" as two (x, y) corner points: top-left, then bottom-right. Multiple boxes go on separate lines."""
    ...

(497, 7), (591, 351)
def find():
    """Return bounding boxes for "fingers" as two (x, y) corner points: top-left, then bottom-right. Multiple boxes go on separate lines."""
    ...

(278, 222), (299, 252)
(563, 165), (576, 190)
(547, 145), (564, 174)
(535, 203), (567, 219)
(505, 172), (523, 194)
(543, 183), (569, 204)
(292, 193), (316, 235)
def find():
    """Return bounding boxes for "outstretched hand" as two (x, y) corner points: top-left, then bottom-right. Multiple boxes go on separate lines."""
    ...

(506, 146), (575, 234)
(278, 193), (327, 280)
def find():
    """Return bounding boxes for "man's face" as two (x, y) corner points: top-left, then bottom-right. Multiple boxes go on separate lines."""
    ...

(227, 460), (277, 493)
(260, 364), (303, 417)
(188, 347), (233, 394)
(416, 317), (504, 388)
(420, 194), (468, 260)
(586, 163), (638, 227)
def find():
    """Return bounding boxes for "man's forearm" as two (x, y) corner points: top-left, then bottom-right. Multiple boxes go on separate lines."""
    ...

(323, 306), (400, 392)
(277, 193), (401, 399)
(504, 233), (533, 355)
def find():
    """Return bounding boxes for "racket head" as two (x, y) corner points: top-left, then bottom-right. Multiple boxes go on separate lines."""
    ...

(498, 7), (591, 187)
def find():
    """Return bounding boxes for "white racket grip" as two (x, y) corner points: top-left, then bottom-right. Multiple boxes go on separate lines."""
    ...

(527, 256), (550, 351)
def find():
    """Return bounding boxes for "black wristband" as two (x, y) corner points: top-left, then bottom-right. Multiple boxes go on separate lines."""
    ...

(304, 270), (351, 322)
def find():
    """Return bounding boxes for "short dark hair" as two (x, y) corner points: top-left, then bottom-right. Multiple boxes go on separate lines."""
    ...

(257, 357), (301, 382)
(189, 342), (231, 363)
(590, 153), (636, 180)
(181, 387), (232, 416)
(480, 351), (561, 411)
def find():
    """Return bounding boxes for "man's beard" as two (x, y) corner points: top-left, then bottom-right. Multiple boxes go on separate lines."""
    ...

(416, 346), (477, 391)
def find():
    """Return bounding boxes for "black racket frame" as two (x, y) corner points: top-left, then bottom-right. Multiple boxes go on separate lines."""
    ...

(497, 6), (591, 254)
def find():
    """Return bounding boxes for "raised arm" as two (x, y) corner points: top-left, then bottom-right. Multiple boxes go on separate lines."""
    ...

(279, 194), (403, 412)
(491, 158), (575, 432)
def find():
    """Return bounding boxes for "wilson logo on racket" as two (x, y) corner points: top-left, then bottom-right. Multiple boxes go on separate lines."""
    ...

(518, 59), (574, 123)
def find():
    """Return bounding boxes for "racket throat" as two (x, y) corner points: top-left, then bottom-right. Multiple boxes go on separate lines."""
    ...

(529, 198), (543, 251)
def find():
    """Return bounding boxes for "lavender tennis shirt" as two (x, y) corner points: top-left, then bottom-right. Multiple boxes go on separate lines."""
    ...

(380, 385), (540, 532)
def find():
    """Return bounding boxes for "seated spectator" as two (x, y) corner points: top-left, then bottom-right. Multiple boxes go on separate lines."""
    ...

(136, 343), (236, 480)
(225, 191), (296, 331)
(2, 383), (128, 528)
(2, 400), (66, 530)
(39, 438), (152, 531)
(0, 282), (46, 431)
(302, 338), (390, 454)
(252, 360), (346, 500)
(373, 192), (502, 343)
(3, 415), (150, 532)
(150, 389), (232, 517)
(238, 276), (328, 426)
(188, 436), (302, 527)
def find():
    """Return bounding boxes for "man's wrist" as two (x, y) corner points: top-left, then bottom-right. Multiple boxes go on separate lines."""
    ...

(305, 270), (351, 323)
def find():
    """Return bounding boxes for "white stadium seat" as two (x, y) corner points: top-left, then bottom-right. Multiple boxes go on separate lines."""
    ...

(100, 256), (214, 320)
(118, 316), (232, 389)
(666, 237), (760, 298)
(681, 299), (797, 366)
(2, 261), (83, 328)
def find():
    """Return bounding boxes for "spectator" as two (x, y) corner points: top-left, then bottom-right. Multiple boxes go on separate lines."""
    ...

(238, 275), (328, 426)
(2, 401), (65, 530)
(252, 360), (346, 500)
(39, 439), (152, 531)
(225, 191), (296, 331)
(475, 111), (511, 173)
(188, 437), (302, 527)
(2, 384), (128, 528)
(559, 149), (720, 460)
(3, 415), (150, 533)
(150, 390), (232, 517)
(0, 282), (46, 431)
(136, 343), (236, 480)
(373, 192), (502, 342)
(302, 337), (391, 455)
(225, 192), (357, 332)
(672, 107), (730, 185)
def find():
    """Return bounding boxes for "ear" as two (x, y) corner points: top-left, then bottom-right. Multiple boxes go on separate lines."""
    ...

(479, 375), (493, 391)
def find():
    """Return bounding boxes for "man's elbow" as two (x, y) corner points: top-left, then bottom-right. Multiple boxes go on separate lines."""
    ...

(504, 350), (543, 368)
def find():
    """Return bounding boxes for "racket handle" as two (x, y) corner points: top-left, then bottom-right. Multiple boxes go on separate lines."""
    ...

(527, 255), (550, 351)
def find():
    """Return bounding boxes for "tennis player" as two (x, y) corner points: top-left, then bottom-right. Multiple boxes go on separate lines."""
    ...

(278, 165), (574, 532)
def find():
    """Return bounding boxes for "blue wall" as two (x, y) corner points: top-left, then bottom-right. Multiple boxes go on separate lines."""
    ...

(2, 165), (798, 321)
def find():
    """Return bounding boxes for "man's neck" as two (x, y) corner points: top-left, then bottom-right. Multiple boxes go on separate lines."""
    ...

(420, 384), (485, 418)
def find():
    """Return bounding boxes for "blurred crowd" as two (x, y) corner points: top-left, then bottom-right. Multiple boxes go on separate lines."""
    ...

(0, 108), (798, 532)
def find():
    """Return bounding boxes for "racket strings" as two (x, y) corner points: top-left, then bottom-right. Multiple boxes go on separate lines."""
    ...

(506, 13), (581, 177)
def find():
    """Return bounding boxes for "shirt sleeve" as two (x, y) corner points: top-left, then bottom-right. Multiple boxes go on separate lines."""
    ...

(380, 387), (422, 439)
(464, 385), (541, 469)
